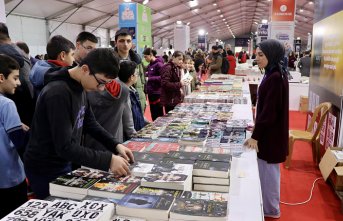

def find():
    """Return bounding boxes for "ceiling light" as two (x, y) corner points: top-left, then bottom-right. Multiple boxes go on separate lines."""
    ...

(223, 18), (226, 21)
(262, 19), (268, 24)
(193, 9), (199, 12)
(217, 9), (221, 12)
(255, 31), (257, 34)
(123, 0), (131, 2)
(189, 0), (198, 7)
(254, 22), (258, 24)
(213, 3), (217, 6)
(299, 8), (304, 12)
(309, 1), (314, 5)
(225, 22), (227, 24)
(199, 29), (205, 35)
(142, 0), (149, 4)
(220, 15), (223, 17)
(186, 22), (190, 25)
(176, 21), (182, 24)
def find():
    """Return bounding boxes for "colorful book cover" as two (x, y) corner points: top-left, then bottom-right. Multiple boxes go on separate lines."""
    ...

(123, 141), (152, 152)
(50, 174), (99, 190)
(171, 198), (227, 217)
(144, 142), (180, 153)
(118, 194), (174, 210)
(89, 180), (138, 194)
(133, 186), (183, 198)
(142, 172), (188, 183)
(180, 191), (229, 202)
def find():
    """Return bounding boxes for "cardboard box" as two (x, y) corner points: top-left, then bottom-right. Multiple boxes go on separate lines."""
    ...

(299, 96), (308, 113)
(319, 147), (343, 191)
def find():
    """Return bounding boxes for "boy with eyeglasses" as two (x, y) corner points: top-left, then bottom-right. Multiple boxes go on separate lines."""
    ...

(24, 48), (134, 199)
(73, 31), (98, 66)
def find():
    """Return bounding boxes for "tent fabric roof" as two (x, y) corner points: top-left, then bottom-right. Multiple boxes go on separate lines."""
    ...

(5, 0), (314, 44)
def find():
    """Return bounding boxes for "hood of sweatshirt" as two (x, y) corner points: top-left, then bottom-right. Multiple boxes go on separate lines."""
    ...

(29, 60), (62, 88)
(43, 67), (83, 93)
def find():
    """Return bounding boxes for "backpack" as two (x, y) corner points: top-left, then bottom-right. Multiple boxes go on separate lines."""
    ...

(221, 56), (230, 74)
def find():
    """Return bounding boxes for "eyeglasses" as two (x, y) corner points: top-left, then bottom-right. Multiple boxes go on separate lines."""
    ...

(81, 44), (95, 51)
(91, 73), (107, 89)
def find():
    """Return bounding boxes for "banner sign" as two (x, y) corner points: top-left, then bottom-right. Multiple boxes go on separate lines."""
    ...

(271, 0), (296, 22)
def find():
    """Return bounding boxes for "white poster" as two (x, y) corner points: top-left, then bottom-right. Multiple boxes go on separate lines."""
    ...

(270, 21), (295, 51)
(320, 115), (327, 145)
(325, 112), (337, 149)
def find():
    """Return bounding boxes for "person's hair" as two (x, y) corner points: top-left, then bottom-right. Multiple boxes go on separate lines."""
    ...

(16, 41), (30, 54)
(46, 35), (75, 60)
(183, 55), (192, 62)
(0, 33), (10, 44)
(143, 47), (157, 56)
(172, 50), (183, 58)
(0, 23), (10, 38)
(115, 29), (132, 41)
(80, 48), (120, 79)
(228, 50), (234, 56)
(76, 31), (98, 44)
(212, 45), (218, 50)
(0, 54), (20, 78)
(118, 60), (137, 83)
(217, 45), (223, 49)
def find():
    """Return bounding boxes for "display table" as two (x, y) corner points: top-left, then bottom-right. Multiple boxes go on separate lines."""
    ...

(229, 150), (264, 221)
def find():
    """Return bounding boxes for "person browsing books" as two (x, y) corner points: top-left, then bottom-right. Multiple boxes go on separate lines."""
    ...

(0, 54), (30, 218)
(244, 39), (289, 219)
(24, 48), (134, 199)
(160, 51), (190, 113)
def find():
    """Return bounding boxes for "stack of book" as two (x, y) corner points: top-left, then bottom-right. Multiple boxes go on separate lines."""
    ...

(192, 153), (232, 193)
(116, 194), (174, 221)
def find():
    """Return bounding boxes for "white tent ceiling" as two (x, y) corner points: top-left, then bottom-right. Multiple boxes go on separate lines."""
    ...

(5, 0), (315, 44)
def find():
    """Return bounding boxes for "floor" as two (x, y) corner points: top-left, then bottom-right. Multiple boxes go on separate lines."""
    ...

(266, 111), (343, 221)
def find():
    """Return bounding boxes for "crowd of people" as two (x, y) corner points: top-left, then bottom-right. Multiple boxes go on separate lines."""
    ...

(0, 18), (312, 219)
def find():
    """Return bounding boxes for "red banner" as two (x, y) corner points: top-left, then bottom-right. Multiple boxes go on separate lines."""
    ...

(271, 0), (296, 21)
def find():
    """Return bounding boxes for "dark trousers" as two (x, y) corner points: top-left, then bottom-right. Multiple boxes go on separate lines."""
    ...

(164, 105), (176, 114)
(148, 94), (164, 121)
(25, 166), (71, 200)
(0, 180), (28, 219)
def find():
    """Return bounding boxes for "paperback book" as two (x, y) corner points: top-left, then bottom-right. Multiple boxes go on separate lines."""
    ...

(180, 191), (229, 202)
(170, 198), (228, 221)
(193, 160), (230, 178)
(132, 186), (183, 198)
(88, 180), (139, 199)
(116, 194), (174, 221)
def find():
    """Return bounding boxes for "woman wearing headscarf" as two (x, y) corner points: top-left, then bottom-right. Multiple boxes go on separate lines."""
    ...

(244, 39), (289, 219)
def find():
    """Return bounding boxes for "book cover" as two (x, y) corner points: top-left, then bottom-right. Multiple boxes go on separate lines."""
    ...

(151, 162), (193, 174)
(133, 152), (165, 163)
(49, 175), (99, 194)
(70, 168), (117, 180)
(1, 199), (52, 221)
(193, 160), (230, 178)
(197, 153), (232, 162)
(130, 162), (154, 177)
(118, 194), (174, 210)
(142, 172), (188, 183)
(123, 141), (151, 152)
(117, 175), (143, 184)
(133, 186), (183, 198)
(166, 151), (199, 161)
(170, 198), (227, 218)
(34, 199), (81, 220)
(89, 180), (138, 198)
(64, 200), (114, 221)
(180, 191), (229, 202)
(144, 142), (180, 153)
(159, 157), (195, 165)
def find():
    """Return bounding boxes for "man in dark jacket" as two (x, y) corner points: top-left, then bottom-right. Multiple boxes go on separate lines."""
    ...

(298, 50), (311, 77)
(24, 48), (134, 199)
(244, 39), (289, 219)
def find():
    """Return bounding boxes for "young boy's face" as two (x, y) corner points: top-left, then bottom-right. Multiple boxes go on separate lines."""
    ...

(64, 50), (75, 66)
(0, 69), (21, 95)
(116, 35), (132, 55)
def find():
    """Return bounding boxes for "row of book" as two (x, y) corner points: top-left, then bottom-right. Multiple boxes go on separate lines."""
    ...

(2, 190), (229, 221)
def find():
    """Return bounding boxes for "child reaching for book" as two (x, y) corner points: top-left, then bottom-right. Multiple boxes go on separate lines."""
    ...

(0, 54), (30, 218)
